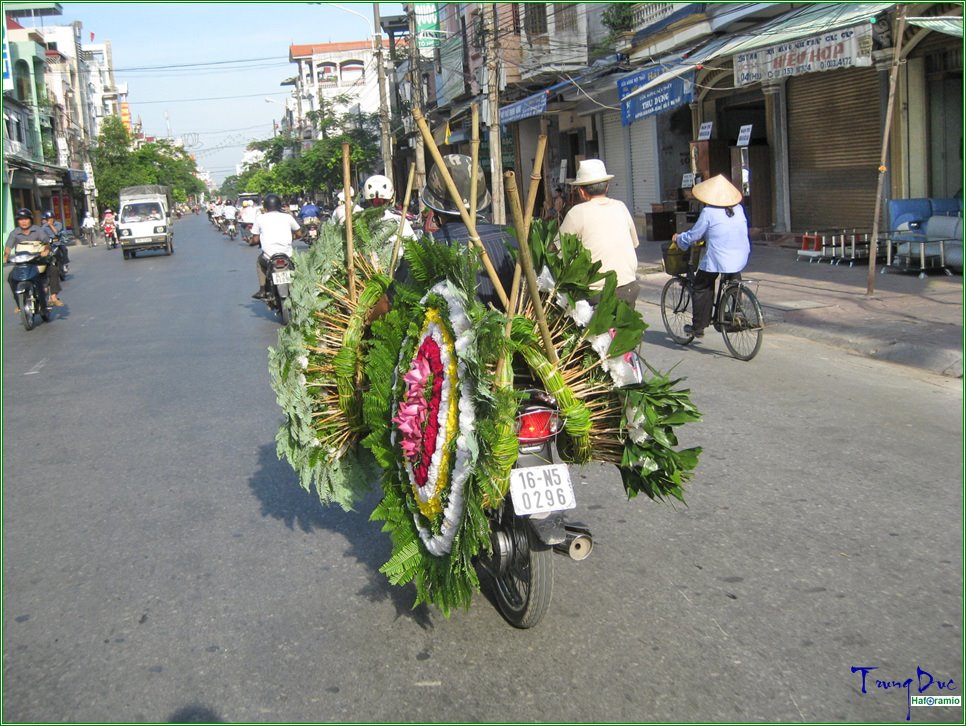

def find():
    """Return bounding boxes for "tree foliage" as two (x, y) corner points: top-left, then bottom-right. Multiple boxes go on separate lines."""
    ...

(217, 105), (380, 200)
(90, 116), (205, 210)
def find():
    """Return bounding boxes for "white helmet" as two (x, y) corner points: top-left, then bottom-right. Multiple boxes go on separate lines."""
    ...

(363, 175), (394, 202)
(337, 186), (355, 203)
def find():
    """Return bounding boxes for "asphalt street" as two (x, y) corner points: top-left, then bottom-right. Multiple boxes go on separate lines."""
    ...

(2, 214), (962, 723)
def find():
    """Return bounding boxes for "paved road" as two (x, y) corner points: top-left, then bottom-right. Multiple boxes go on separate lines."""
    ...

(3, 214), (961, 722)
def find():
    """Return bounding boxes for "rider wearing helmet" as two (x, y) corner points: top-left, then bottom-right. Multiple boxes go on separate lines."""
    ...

(420, 154), (515, 310)
(40, 210), (69, 278)
(3, 207), (63, 308)
(363, 174), (418, 242)
(250, 193), (301, 299)
(331, 187), (362, 226)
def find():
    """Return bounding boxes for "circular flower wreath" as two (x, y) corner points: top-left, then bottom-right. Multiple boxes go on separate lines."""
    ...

(391, 283), (476, 556)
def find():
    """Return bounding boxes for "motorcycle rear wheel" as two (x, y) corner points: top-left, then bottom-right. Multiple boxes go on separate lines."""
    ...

(488, 501), (554, 628)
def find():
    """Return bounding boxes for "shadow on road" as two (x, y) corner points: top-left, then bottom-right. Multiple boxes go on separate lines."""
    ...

(168, 704), (223, 723)
(247, 442), (433, 628)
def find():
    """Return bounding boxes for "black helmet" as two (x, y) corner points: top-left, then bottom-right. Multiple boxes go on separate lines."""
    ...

(420, 154), (490, 215)
(263, 194), (283, 212)
(15, 208), (32, 220)
(42, 211), (54, 219)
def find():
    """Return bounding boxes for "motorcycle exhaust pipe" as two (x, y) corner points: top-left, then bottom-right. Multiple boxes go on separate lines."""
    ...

(553, 524), (593, 561)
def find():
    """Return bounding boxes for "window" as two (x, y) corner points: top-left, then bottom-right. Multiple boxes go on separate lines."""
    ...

(554, 4), (578, 33)
(523, 4), (547, 36)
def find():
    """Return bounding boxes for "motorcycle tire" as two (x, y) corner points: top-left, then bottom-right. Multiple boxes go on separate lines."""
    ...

(279, 300), (291, 325)
(20, 291), (35, 331)
(488, 500), (554, 629)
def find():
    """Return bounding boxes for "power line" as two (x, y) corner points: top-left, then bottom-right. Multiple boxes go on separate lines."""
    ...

(131, 91), (291, 105)
(113, 55), (287, 72)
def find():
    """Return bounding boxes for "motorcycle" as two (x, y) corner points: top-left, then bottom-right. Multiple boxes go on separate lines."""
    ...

(226, 220), (237, 241)
(48, 232), (69, 280)
(263, 253), (295, 325)
(478, 387), (593, 628)
(302, 217), (320, 246)
(8, 252), (51, 331)
(103, 221), (118, 249)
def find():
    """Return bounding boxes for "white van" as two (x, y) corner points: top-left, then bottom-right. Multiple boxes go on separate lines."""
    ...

(118, 185), (173, 259)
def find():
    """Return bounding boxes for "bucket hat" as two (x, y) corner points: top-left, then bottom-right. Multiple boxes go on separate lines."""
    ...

(571, 159), (614, 186)
(691, 174), (742, 207)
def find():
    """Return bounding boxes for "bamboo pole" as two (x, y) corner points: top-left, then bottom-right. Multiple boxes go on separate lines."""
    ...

(342, 142), (357, 303)
(469, 104), (480, 223)
(495, 136), (548, 380)
(867, 6), (907, 296)
(389, 162), (416, 276)
(505, 170), (557, 364)
(412, 107), (508, 309)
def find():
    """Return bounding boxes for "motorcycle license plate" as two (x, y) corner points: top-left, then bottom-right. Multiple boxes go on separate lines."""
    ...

(509, 464), (576, 516)
(272, 270), (293, 285)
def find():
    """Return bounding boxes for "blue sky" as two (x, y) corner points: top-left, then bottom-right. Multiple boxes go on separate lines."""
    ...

(50, 2), (404, 184)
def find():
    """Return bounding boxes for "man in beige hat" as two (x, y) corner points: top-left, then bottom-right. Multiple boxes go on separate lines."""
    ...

(671, 174), (750, 337)
(559, 158), (640, 306)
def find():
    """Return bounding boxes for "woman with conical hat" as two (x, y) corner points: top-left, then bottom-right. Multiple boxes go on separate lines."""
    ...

(671, 174), (750, 338)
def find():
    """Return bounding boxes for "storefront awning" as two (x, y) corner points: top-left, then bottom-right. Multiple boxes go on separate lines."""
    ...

(716, 2), (896, 58)
(906, 16), (963, 38)
(499, 57), (624, 125)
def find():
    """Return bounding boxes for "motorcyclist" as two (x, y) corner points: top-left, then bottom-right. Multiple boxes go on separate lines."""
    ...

(3, 208), (63, 309)
(81, 211), (97, 247)
(101, 208), (117, 246)
(240, 199), (259, 243)
(222, 199), (239, 234)
(250, 193), (301, 300)
(420, 155), (516, 311)
(40, 211), (68, 277)
(299, 198), (321, 222)
(331, 187), (362, 226)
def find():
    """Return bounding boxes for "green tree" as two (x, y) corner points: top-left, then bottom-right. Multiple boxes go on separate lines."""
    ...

(90, 116), (204, 209)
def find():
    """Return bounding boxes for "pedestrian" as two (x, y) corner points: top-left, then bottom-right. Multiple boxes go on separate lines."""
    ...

(81, 211), (97, 246)
(558, 159), (641, 306)
(671, 174), (750, 338)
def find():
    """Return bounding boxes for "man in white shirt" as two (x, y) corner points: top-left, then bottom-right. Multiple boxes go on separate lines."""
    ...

(239, 200), (259, 243)
(251, 193), (301, 299)
(559, 159), (640, 306)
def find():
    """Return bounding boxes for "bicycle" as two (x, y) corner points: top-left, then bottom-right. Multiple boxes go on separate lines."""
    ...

(659, 242), (764, 361)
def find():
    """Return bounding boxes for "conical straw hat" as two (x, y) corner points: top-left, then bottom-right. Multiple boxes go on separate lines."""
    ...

(691, 174), (742, 207)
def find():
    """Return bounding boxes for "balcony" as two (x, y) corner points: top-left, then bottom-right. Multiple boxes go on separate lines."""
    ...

(4, 137), (37, 161)
(631, 3), (703, 34)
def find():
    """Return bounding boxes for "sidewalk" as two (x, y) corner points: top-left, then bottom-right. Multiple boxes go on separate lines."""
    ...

(634, 239), (964, 378)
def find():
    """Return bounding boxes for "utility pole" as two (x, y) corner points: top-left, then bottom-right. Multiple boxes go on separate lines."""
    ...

(409, 7), (426, 191)
(484, 4), (505, 223)
(373, 3), (393, 179)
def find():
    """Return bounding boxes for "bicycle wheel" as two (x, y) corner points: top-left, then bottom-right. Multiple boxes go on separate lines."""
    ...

(719, 284), (764, 361)
(661, 277), (694, 345)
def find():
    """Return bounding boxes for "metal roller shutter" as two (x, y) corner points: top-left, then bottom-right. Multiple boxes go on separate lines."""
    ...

(630, 115), (659, 217)
(600, 111), (631, 207)
(787, 67), (881, 231)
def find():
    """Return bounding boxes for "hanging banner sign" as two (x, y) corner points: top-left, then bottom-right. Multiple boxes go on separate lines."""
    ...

(733, 23), (874, 87)
(413, 3), (440, 51)
(2, 26), (12, 92)
(618, 66), (695, 127)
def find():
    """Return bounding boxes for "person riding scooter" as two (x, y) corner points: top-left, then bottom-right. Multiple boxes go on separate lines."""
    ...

(3, 208), (63, 309)
(250, 193), (301, 300)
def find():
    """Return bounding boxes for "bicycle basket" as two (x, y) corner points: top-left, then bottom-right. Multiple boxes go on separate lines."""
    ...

(661, 242), (689, 276)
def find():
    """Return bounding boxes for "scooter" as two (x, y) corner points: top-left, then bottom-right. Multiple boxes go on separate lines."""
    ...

(302, 218), (320, 246)
(103, 221), (118, 249)
(8, 252), (51, 331)
(48, 232), (69, 280)
(262, 253), (295, 325)
(478, 388), (593, 629)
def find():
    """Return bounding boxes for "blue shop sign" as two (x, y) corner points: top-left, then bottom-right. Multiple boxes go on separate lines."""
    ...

(499, 92), (548, 125)
(618, 66), (694, 126)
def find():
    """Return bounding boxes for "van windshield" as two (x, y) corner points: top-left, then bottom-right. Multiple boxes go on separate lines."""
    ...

(121, 203), (164, 223)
